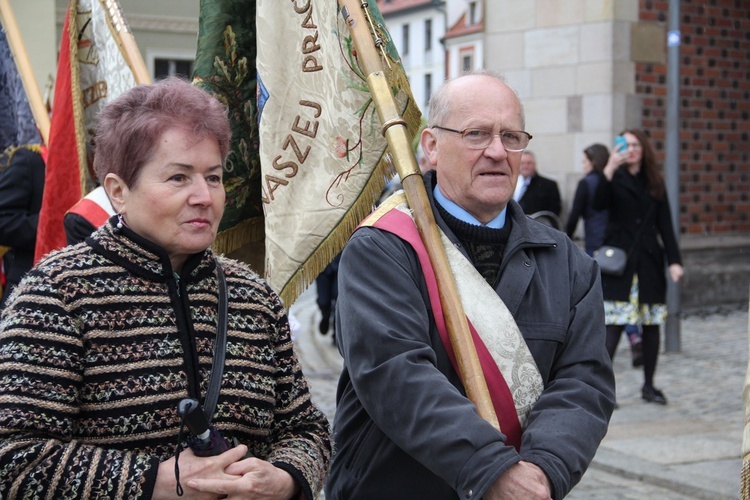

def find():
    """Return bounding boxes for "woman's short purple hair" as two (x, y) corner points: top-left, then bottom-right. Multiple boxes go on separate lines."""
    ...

(93, 77), (231, 187)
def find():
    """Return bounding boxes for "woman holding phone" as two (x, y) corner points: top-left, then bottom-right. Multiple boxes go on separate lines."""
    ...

(595, 129), (684, 405)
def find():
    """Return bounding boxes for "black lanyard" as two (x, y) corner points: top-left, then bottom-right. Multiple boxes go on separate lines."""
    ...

(204, 262), (227, 423)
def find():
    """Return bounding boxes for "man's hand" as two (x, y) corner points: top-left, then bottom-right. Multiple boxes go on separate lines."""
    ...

(484, 461), (552, 500)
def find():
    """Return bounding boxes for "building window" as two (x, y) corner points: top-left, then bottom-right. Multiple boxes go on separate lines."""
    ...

(425, 19), (432, 51)
(402, 23), (410, 55)
(462, 54), (473, 73)
(469, 1), (478, 25)
(154, 57), (194, 80)
(424, 73), (432, 108)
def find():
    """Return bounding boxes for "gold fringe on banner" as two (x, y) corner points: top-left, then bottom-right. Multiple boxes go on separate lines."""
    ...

(211, 215), (265, 256)
(278, 94), (422, 308)
(65, 2), (91, 199)
(278, 161), (390, 308)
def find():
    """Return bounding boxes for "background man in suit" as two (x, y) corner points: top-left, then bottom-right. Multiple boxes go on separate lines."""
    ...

(513, 150), (562, 218)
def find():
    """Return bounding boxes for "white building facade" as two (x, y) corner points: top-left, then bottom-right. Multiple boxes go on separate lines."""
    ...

(378, 0), (447, 115)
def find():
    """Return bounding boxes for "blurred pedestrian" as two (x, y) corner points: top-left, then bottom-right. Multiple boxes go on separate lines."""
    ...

(566, 143), (643, 367)
(565, 143), (609, 256)
(595, 129), (683, 405)
(513, 150), (562, 221)
(64, 184), (115, 245)
(0, 145), (44, 309)
(316, 253), (340, 339)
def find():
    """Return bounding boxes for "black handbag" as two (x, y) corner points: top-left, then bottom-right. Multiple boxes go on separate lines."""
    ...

(594, 205), (655, 276)
(593, 246), (628, 276)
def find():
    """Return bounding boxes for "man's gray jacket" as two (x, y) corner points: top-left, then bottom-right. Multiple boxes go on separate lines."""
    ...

(326, 171), (616, 500)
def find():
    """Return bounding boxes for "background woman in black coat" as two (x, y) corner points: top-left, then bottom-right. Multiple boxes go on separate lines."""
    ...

(595, 129), (684, 405)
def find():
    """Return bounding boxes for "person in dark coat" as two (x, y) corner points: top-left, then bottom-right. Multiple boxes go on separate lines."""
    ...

(567, 143), (644, 367)
(0, 146), (44, 309)
(63, 185), (116, 245)
(595, 129), (683, 405)
(513, 150), (562, 218)
(326, 71), (614, 500)
(565, 143), (610, 256)
(315, 253), (340, 338)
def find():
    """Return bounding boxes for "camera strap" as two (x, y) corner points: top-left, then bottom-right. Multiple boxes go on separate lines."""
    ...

(204, 261), (228, 424)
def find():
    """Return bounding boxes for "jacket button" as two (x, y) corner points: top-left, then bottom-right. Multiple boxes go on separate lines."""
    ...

(465, 489), (473, 498)
(524, 261), (531, 267)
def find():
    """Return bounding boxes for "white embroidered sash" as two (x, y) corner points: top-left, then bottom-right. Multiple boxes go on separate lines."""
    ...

(381, 195), (544, 428)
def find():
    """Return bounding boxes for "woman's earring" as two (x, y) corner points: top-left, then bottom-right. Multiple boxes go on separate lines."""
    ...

(114, 213), (124, 234)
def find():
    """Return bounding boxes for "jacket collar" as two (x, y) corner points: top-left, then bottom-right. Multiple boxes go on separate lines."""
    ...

(88, 215), (216, 283)
(424, 170), (557, 253)
(614, 167), (646, 197)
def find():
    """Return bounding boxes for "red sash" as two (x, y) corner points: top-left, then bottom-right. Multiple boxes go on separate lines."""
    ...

(66, 198), (111, 228)
(370, 208), (523, 449)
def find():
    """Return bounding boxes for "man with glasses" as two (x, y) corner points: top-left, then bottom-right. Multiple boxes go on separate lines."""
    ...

(326, 72), (615, 500)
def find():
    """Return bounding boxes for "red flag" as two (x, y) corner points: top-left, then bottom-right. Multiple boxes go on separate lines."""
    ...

(34, 5), (79, 261)
(34, 0), (143, 262)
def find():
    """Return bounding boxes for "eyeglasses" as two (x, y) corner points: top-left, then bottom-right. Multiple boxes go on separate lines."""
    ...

(432, 126), (532, 152)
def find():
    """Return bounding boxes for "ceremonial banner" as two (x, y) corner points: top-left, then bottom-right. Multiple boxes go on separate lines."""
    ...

(35, 0), (139, 262)
(0, 26), (41, 163)
(257, 0), (421, 306)
(192, 0), (263, 258)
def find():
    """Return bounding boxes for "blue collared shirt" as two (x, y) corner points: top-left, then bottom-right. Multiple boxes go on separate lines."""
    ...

(433, 184), (507, 229)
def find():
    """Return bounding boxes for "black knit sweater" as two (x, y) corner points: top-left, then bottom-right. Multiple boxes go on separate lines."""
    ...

(436, 203), (512, 286)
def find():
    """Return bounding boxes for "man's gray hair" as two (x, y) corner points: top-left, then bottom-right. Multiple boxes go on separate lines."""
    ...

(426, 70), (525, 130)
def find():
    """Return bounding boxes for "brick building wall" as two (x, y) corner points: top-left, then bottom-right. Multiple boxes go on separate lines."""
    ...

(637, 0), (750, 235)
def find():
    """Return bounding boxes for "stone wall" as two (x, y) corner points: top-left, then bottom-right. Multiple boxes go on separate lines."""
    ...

(680, 235), (750, 310)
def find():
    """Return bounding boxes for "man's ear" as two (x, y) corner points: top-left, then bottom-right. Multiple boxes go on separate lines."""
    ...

(103, 173), (127, 213)
(421, 128), (438, 168)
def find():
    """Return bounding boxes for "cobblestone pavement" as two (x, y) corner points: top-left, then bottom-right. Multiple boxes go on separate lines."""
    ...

(291, 283), (748, 499)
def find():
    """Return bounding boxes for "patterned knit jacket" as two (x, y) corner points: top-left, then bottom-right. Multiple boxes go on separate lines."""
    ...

(0, 220), (331, 499)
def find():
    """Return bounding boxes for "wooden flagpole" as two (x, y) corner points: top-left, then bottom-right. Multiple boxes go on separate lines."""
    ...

(100, 0), (151, 84)
(338, 0), (500, 431)
(0, 0), (51, 144)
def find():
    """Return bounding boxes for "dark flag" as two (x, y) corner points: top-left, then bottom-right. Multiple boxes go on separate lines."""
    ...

(192, 0), (263, 267)
(0, 27), (41, 164)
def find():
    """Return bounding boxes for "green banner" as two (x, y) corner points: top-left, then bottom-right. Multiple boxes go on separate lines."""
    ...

(193, 0), (262, 255)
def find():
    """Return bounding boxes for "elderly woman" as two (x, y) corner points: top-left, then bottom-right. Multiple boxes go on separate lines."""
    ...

(0, 78), (331, 499)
